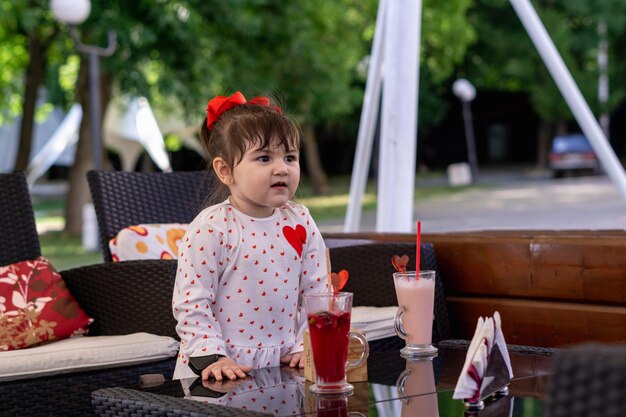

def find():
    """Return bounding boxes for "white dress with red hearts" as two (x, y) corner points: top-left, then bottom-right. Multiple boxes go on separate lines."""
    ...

(172, 199), (328, 379)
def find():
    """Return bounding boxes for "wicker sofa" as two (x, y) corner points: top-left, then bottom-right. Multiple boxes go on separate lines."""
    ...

(0, 173), (180, 417)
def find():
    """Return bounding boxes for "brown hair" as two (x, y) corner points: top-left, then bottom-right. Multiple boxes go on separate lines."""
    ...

(200, 102), (301, 207)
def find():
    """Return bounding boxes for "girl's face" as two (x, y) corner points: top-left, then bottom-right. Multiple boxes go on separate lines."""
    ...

(215, 139), (300, 218)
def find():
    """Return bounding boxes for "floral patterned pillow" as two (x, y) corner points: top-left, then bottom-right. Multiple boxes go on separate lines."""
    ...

(0, 257), (93, 351)
(109, 223), (188, 262)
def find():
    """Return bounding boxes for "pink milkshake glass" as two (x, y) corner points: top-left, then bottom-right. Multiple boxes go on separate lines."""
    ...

(393, 271), (438, 357)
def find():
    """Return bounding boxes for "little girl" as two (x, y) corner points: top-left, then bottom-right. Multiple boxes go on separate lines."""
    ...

(172, 92), (328, 381)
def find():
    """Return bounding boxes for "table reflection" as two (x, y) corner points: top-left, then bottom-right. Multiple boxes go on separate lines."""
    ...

(367, 356), (439, 417)
(314, 394), (367, 417)
(396, 357), (439, 417)
(130, 344), (551, 417)
(181, 367), (305, 415)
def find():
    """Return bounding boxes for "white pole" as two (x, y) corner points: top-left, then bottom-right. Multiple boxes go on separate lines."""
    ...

(344, 0), (387, 232)
(376, 0), (421, 232)
(510, 0), (626, 202)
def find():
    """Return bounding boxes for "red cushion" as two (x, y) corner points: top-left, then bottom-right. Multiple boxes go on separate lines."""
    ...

(0, 256), (93, 351)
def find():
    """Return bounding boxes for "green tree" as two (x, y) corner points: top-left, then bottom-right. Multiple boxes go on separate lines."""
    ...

(4, 0), (475, 235)
(460, 0), (626, 166)
(0, 0), (68, 172)
(183, 0), (376, 194)
(63, 0), (206, 234)
(419, 0), (476, 132)
(190, 0), (474, 191)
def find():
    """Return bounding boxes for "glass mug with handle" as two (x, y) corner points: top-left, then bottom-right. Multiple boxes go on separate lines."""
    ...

(304, 292), (369, 395)
(393, 270), (438, 357)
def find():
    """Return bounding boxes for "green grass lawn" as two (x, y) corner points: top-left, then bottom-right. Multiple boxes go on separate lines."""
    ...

(34, 197), (103, 270)
(39, 232), (104, 271)
(35, 174), (475, 270)
(297, 175), (473, 221)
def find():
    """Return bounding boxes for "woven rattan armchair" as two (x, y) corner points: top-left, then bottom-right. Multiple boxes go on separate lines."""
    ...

(87, 170), (215, 262)
(545, 343), (626, 417)
(0, 173), (179, 417)
(329, 242), (451, 347)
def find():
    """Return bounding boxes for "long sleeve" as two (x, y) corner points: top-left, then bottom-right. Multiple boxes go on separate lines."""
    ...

(172, 216), (228, 373)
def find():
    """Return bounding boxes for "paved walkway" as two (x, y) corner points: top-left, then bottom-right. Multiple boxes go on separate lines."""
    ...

(318, 174), (626, 233)
(34, 170), (626, 235)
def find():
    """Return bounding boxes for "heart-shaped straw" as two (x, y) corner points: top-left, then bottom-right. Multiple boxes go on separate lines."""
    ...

(325, 249), (349, 311)
(391, 255), (409, 274)
(330, 270), (349, 295)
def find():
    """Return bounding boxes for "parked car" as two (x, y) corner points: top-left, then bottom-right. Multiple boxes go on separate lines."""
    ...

(549, 134), (600, 177)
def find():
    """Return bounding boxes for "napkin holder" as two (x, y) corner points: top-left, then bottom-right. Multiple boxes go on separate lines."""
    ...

(303, 328), (368, 383)
(465, 396), (514, 417)
(462, 343), (511, 411)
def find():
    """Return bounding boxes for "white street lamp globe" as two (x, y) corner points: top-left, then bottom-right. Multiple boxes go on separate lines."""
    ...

(453, 79), (477, 102)
(51, 0), (91, 25)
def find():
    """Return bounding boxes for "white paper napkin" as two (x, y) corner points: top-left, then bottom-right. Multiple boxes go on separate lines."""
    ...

(491, 311), (513, 381)
(453, 311), (513, 401)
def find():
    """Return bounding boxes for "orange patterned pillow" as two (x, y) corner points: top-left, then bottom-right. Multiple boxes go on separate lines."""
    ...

(109, 223), (188, 262)
(0, 256), (93, 351)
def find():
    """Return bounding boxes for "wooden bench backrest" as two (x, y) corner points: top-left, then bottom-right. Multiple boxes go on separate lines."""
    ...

(324, 231), (626, 347)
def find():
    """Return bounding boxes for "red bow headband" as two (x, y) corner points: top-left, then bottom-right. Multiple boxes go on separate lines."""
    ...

(206, 91), (282, 130)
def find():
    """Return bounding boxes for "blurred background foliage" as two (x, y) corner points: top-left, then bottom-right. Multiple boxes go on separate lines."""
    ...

(1, 0), (474, 141)
(3, 0), (626, 236)
(3, 0), (626, 152)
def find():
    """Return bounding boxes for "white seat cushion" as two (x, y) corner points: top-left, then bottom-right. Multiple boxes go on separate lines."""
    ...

(0, 333), (179, 382)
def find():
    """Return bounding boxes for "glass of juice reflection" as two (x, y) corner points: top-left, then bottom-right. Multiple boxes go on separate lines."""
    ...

(393, 271), (438, 357)
(316, 395), (350, 417)
(304, 292), (369, 395)
(396, 358), (439, 417)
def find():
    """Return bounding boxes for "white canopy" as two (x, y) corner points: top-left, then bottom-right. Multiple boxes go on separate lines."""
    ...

(103, 96), (172, 172)
(3, 96), (204, 186)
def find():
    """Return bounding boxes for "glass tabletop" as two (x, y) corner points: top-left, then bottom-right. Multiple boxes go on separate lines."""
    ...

(111, 343), (553, 417)
(298, 385), (547, 417)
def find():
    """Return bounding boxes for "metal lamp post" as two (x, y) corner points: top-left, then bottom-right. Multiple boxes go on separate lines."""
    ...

(453, 78), (479, 180)
(51, 0), (116, 171)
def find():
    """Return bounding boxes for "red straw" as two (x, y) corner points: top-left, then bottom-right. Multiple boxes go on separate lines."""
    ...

(416, 221), (421, 274)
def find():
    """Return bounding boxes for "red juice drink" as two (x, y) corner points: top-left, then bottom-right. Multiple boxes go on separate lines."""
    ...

(303, 292), (369, 395)
(308, 310), (352, 385)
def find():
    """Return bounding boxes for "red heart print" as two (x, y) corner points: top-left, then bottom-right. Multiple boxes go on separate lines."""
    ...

(391, 255), (409, 273)
(282, 225), (307, 257)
